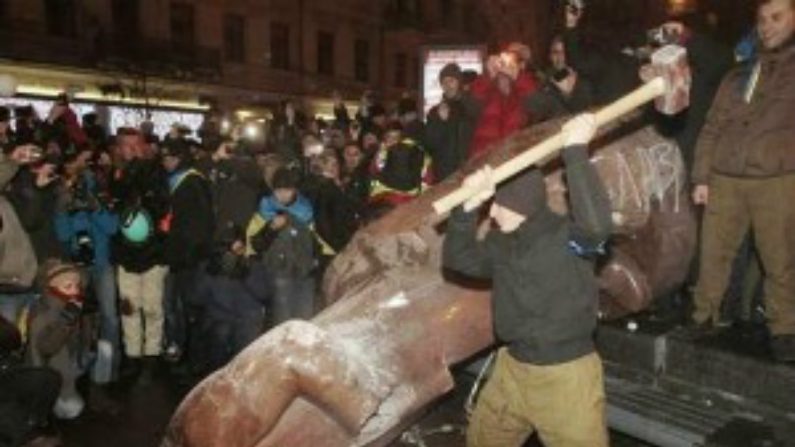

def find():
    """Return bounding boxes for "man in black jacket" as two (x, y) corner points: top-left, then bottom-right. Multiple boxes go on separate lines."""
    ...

(161, 138), (214, 368)
(196, 137), (264, 239)
(443, 114), (611, 447)
(111, 128), (170, 377)
(425, 63), (479, 182)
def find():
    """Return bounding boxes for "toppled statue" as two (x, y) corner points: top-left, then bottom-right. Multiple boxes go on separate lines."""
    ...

(163, 112), (696, 447)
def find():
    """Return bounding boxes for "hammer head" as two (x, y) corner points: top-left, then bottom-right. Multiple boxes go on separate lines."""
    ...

(650, 45), (691, 115)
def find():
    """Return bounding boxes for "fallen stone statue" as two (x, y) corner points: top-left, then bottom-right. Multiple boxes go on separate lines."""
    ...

(162, 111), (697, 447)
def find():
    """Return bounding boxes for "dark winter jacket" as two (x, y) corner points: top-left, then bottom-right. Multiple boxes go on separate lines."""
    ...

(196, 157), (264, 239)
(247, 194), (317, 278)
(163, 169), (214, 270)
(653, 31), (732, 172)
(110, 158), (170, 272)
(425, 94), (480, 181)
(561, 27), (640, 105)
(526, 74), (594, 123)
(196, 260), (272, 322)
(6, 169), (64, 262)
(692, 40), (795, 184)
(443, 145), (612, 365)
(312, 177), (359, 253)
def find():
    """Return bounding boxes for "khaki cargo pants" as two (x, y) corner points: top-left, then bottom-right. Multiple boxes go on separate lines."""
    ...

(467, 348), (608, 447)
(694, 174), (795, 335)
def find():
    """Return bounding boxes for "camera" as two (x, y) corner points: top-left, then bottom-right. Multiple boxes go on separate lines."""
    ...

(73, 230), (95, 265)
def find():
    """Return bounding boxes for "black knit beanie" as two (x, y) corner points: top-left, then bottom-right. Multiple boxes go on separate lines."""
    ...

(494, 169), (547, 218)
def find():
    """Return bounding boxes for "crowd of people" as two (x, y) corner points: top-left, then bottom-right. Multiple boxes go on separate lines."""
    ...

(1, 0), (792, 445)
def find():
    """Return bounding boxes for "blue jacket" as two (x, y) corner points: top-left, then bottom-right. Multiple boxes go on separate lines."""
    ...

(54, 173), (119, 269)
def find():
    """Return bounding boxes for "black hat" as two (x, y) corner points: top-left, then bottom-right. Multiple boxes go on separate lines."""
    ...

(494, 169), (547, 218)
(271, 167), (301, 190)
(161, 138), (191, 160)
(0, 107), (9, 122)
(397, 97), (418, 116)
(439, 63), (463, 83)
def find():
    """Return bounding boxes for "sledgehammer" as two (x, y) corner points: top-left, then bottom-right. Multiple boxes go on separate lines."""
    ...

(432, 44), (691, 216)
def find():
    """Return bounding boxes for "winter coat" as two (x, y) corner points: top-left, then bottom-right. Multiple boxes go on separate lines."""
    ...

(109, 158), (170, 273)
(6, 169), (64, 263)
(54, 173), (119, 269)
(26, 291), (83, 395)
(196, 260), (272, 322)
(443, 145), (612, 365)
(525, 74), (594, 123)
(312, 178), (359, 254)
(369, 139), (432, 206)
(246, 194), (317, 278)
(425, 94), (480, 182)
(468, 72), (538, 159)
(163, 169), (214, 270)
(197, 157), (264, 239)
(670, 31), (732, 171)
(0, 158), (38, 292)
(692, 41), (795, 184)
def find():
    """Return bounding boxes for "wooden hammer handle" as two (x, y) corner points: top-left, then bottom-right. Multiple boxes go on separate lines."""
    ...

(432, 77), (667, 215)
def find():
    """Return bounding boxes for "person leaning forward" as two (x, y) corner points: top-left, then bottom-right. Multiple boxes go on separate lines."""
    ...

(443, 114), (612, 447)
(690, 0), (795, 362)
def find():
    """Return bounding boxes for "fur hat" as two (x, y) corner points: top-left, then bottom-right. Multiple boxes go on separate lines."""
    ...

(494, 169), (547, 218)
(41, 259), (82, 291)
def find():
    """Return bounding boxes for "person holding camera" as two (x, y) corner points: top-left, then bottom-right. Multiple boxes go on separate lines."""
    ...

(526, 35), (594, 123)
(53, 147), (121, 411)
(110, 128), (170, 382)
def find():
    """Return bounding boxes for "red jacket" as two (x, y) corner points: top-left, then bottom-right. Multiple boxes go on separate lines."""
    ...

(468, 72), (538, 159)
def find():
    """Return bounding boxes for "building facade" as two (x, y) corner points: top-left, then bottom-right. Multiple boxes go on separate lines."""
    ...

(0, 0), (497, 118)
